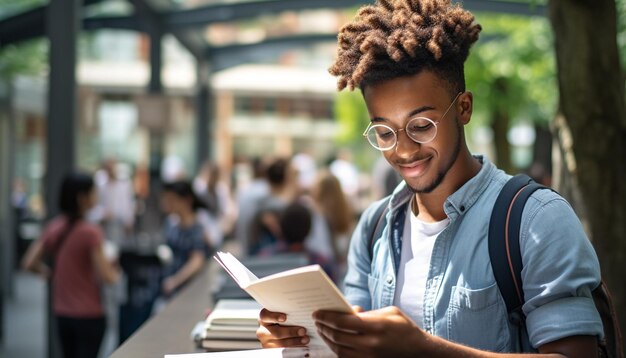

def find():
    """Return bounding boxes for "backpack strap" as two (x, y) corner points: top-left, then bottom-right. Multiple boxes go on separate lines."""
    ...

(488, 174), (548, 323)
(367, 196), (391, 260)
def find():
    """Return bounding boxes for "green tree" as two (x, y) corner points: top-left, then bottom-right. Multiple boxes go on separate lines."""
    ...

(465, 14), (556, 173)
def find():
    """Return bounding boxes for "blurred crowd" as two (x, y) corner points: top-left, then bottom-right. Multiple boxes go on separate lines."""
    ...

(15, 150), (401, 358)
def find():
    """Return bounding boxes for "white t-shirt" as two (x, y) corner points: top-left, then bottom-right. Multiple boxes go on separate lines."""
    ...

(393, 202), (449, 328)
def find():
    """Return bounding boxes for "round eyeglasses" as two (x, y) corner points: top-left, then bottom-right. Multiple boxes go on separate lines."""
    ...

(363, 92), (462, 151)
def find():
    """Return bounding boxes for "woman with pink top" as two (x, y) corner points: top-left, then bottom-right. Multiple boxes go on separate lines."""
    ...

(22, 173), (120, 358)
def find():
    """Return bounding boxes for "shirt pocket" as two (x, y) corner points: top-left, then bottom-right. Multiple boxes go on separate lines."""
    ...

(446, 283), (509, 352)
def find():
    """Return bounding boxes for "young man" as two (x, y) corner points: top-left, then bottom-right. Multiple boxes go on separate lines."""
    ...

(257, 0), (603, 357)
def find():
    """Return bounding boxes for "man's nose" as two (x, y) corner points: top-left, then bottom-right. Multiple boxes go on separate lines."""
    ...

(394, 130), (420, 157)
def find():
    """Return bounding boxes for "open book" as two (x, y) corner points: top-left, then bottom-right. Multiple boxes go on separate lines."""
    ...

(213, 252), (353, 351)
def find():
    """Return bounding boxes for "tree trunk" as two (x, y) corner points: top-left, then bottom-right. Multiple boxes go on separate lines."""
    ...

(549, 0), (626, 346)
(529, 123), (553, 186)
(491, 77), (513, 173)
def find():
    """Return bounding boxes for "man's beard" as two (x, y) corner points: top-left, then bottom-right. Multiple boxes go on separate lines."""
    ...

(406, 123), (462, 194)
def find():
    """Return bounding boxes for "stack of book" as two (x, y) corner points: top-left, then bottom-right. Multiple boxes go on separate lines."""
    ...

(201, 299), (263, 351)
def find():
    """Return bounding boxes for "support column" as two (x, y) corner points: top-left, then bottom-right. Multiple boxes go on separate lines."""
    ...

(195, 60), (212, 172)
(46, 0), (79, 216)
(148, 26), (163, 94)
(0, 80), (15, 346)
(45, 0), (80, 357)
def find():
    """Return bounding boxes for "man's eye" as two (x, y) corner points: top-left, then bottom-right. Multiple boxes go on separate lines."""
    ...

(408, 121), (433, 132)
(377, 129), (394, 139)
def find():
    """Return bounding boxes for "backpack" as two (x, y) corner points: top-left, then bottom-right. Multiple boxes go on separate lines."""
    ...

(489, 174), (623, 358)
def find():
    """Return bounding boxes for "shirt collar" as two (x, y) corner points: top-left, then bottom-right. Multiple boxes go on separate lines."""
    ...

(387, 155), (496, 221)
(444, 155), (496, 220)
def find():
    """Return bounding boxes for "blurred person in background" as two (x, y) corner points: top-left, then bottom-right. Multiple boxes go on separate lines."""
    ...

(159, 181), (207, 299)
(11, 178), (29, 219)
(278, 201), (337, 282)
(22, 172), (120, 358)
(329, 149), (360, 208)
(132, 162), (150, 230)
(292, 150), (318, 194)
(193, 161), (237, 250)
(234, 157), (269, 257)
(248, 157), (299, 256)
(309, 170), (355, 274)
(90, 158), (135, 246)
(160, 154), (187, 183)
(372, 155), (402, 200)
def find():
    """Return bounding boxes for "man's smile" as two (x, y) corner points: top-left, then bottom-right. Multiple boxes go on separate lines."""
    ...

(396, 156), (433, 178)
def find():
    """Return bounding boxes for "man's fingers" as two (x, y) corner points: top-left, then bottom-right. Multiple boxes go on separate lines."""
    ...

(317, 325), (363, 358)
(313, 310), (364, 332)
(257, 325), (310, 347)
(259, 308), (287, 324)
(262, 336), (310, 348)
(352, 305), (364, 313)
(264, 325), (307, 340)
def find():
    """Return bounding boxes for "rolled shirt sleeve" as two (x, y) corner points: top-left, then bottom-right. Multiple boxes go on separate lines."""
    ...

(520, 191), (603, 348)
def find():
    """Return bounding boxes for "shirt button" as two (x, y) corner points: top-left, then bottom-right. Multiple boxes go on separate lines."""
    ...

(386, 275), (393, 284)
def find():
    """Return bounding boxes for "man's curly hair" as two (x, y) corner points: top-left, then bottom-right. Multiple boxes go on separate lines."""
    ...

(329, 0), (482, 93)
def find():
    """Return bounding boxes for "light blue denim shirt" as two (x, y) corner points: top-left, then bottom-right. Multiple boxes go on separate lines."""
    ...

(343, 156), (603, 352)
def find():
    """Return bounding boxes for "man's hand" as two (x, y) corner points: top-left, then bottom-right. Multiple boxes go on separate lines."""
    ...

(313, 306), (427, 358)
(257, 309), (310, 348)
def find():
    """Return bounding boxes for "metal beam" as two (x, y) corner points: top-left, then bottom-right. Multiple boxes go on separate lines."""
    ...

(129, 0), (204, 60)
(165, 0), (368, 28)
(170, 29), (206, 60)
(83, 15), (139, 31)
(148, 26), (163, 93)
(208, 33), (337, 72)
(194, 60), (211, 170)
(0, 3), (135, 47)
(0, 7), (45, 47)
(166, 0), (546, 29)
(128, 0), (166, 93)
(0, 0), (546, 49)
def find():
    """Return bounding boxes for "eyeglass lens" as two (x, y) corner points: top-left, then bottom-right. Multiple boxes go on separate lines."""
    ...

(366, 116), (437, 150)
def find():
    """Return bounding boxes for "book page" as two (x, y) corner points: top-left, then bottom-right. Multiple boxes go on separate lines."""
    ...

(214, 252), (258, 287)
(247, 266), (353, 349)
(165, 347), (335, 358)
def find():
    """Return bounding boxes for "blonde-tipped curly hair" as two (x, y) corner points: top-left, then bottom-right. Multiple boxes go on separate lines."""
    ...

(329, 0), (482, 92)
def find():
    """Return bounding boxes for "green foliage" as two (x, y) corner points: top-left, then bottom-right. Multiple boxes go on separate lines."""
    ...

(0, 0), (47, 79)
(332, 89), (379, 170)
(0, 40), (47, 79)
(333, 89), (368, 144)
(465, 14), (556, 129)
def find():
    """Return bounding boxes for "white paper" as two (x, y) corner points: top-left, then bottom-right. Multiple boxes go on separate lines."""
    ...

(165, 347), (335, 358)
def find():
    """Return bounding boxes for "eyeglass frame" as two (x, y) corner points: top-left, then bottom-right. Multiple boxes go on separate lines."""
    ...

(362, 92), (463, 151)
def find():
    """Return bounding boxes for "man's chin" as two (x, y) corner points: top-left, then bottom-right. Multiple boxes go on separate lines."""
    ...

(405, 173), (446, 194)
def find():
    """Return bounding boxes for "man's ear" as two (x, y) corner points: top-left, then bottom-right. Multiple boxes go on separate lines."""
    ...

(458, 91), (473, 125)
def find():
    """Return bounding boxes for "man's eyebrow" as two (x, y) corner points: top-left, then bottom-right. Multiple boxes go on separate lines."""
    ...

(370, 105), (435, 123)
